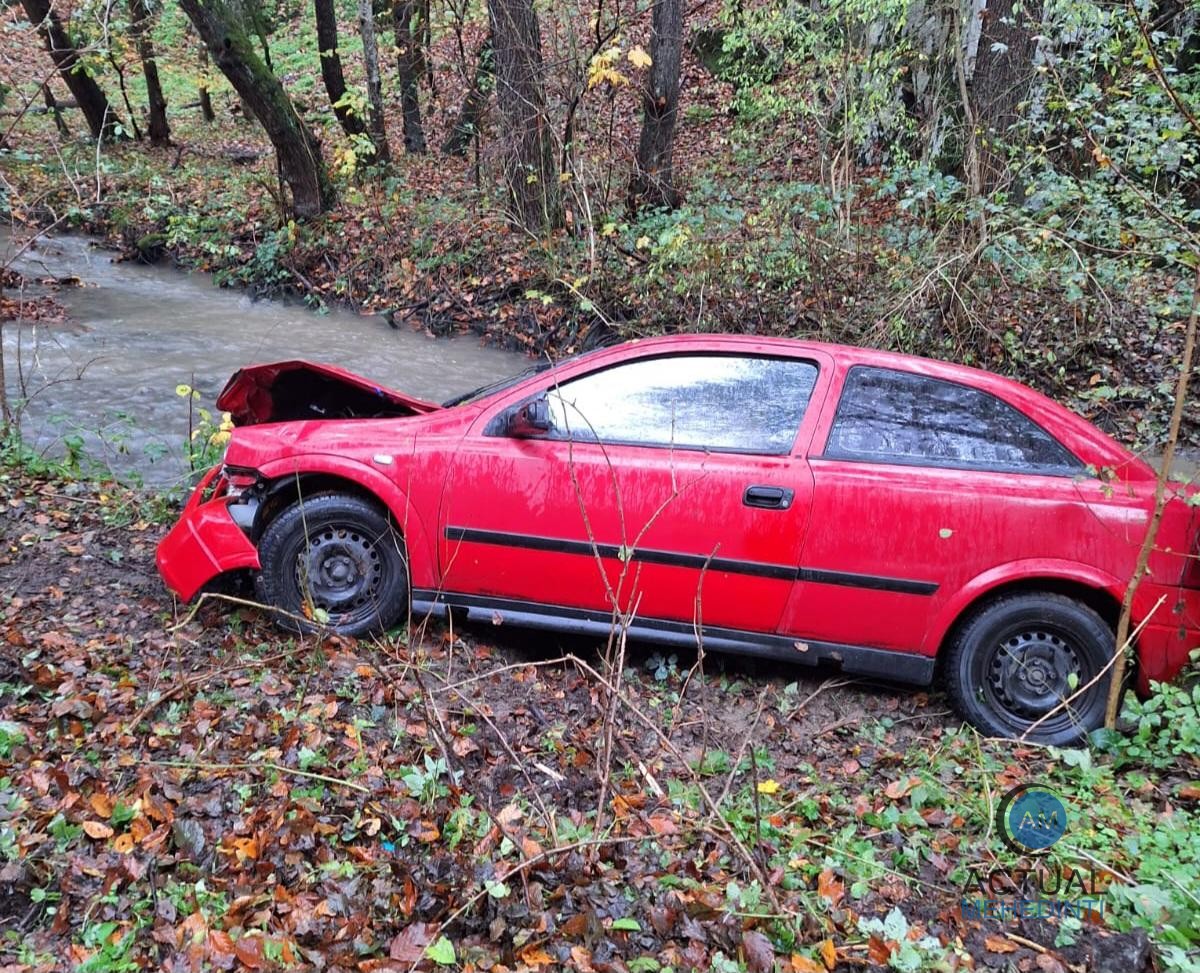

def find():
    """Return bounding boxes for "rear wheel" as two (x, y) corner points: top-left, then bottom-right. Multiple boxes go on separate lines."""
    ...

(256, 493), (408, 636)
(945, 593), (1113, 745)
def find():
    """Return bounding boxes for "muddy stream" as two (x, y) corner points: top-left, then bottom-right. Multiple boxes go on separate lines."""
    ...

(1, 230), (526, 485)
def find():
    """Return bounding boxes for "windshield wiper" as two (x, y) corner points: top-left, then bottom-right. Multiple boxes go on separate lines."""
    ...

(442, 362), (550, 407)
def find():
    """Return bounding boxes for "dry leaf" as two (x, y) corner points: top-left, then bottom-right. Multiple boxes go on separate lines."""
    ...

(742, 930), (774, 973)
(627, 45), (652, 69)
(496, 803), (523, 828)
(234, 936), (266, 969)
(885, 776), (920, 800)
(985, 934), (1018, 954)
(867, 936), (893, 966)
(569, 945), (595, 972)
(226, 836), (258, 861)
(817, 868), (844, 906)
(389, 922), (433, 962)
(83, 820), (113, 840)
(207, 930), (236, 963)
(1036, 954), (1067, 973)
(791, 953), (825, 973)
(518, 945), (555, 967)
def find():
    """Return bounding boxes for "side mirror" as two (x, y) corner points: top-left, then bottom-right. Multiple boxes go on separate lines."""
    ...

(507, 396), (551, 437)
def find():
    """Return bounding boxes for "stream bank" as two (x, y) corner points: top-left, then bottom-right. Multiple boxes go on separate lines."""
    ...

(0, 228), (525, 485)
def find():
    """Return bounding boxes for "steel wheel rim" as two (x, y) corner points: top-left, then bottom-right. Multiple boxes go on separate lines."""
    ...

(295, 523), (386, 624)
(983, 628), (1085, 732)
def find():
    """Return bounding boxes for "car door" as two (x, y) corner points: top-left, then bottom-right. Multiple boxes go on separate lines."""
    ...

(779, 364), (1090, 652)
(437, 350), (829, 633)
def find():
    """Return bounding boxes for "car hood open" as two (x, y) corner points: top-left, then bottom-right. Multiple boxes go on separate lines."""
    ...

(215, 360), (441, 426)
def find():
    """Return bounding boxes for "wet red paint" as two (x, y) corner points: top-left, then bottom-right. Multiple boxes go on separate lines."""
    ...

(158, 335), (1200, 690)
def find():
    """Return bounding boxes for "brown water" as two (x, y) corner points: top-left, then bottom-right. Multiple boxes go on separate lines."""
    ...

(2, 230), (526, 485)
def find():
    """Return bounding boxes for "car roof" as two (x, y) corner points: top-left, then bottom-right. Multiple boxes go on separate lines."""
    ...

(581, 333), (998, 381)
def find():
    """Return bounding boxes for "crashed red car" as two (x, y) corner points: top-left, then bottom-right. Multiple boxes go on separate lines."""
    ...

(157, 336), (1200, 743)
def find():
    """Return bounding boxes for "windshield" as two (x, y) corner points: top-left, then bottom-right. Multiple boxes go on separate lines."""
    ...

(442, 362), (550, 407)
(441, 345), (615, 407)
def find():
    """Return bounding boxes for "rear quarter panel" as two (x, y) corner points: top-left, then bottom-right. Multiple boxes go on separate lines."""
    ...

(791, 461), (1141, 652)
(788, 350), (1159, 655)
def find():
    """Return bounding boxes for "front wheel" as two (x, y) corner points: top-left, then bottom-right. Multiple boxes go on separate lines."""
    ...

(256, 492), (409, 636)
(944, 593), (1114, 745)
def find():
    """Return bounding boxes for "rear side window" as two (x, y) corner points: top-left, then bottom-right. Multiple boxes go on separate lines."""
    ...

(545, 354), (818, 454)
(824, 366), (1081, 473)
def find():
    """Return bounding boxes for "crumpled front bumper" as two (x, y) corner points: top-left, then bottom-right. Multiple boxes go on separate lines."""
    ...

(156, 466), (261, 601)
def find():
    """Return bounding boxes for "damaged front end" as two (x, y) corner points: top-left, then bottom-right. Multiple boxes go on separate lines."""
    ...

(160, 360), (438, 601)
(216, 360), (441, 426)
(156, 465), (261, 601)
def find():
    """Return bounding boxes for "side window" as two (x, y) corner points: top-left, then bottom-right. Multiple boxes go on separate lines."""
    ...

(543, 355), (818, 454)
(824, 366), (1081, 473)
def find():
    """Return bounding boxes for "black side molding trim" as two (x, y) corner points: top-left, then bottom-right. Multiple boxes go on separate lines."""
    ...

(410, 589), (936, 686)
(443, 525), (937, 595)
(798, 568), (938, 596)
(444, 525), (796, 580)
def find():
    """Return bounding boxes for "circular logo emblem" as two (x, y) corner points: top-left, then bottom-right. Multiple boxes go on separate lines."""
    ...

(997, 784), (1067, 854)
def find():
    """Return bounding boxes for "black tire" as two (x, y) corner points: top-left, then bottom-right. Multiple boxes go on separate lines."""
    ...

(256, 492), (408, 636)
(944, 593), (1113, 745)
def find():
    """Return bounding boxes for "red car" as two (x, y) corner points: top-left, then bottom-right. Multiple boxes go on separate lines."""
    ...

(157, 336), (1200, 743)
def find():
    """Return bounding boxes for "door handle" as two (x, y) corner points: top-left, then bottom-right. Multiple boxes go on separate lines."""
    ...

(743, 485), (794, 510)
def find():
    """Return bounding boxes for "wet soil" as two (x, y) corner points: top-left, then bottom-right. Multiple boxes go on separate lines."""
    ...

(0, 469), (1158, 971)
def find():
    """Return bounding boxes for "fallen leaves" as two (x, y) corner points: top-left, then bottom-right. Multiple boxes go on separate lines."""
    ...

(885, 776), (922, 801)
(88, 791), (114, 818)
(222, 835), (259, 862)
(390, 922), (433, 962)
(817, 868), (844, 908)
(81, 820), (114, 840)
(985, 933), (1019, 953)
(867, 934), (894, 966)
(742, 929), (775, 973)
(0, 462), (1172, 973)
(790, 953), (825, 973)
(424, 935), (456, 964)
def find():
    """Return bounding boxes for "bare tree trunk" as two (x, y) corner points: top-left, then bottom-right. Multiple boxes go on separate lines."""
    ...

(357, 0), (391, 163)
(629, 0), (684, 210)
(106, 44), (143, 140)
(488, 0), (561, 230)
(20, 0), (122, 141)
(314, 0), (366, 137)
(968, 0), (1039, 191)
(197, 45), (216, 121)
(393, 0), (427, 153)
(180, 0), (331, 218)
(129, 0), (170, 145)
(42, 82), (70, 137)
(416, 0), (433, 91)
(443, 32), (492, 156)
(0, 321), (10, 430)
